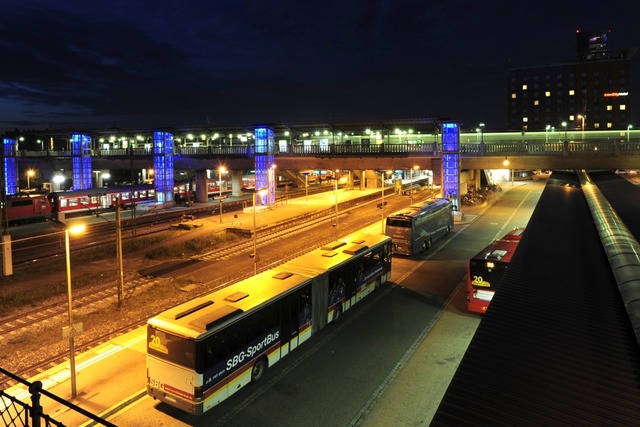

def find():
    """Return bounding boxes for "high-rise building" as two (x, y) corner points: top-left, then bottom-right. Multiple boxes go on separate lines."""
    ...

(508, 30), (635, 131)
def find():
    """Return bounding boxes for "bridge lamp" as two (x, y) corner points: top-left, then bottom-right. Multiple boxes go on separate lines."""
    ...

(628, 125), (633, 142)
(578, 115), (586, 131)
(562, 122), (568, 142)
(545, 125), (551, 143)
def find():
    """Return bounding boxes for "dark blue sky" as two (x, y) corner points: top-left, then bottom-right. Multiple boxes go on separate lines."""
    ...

(1, 0), (638, 132)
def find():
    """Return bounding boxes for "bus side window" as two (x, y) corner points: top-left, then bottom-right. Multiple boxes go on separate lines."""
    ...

(299, 289), (311, 325)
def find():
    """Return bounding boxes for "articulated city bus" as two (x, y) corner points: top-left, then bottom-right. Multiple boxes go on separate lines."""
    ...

(146, 233), (392, 414)
(385, 198), (454, 255)
(467, 228), (525, 314)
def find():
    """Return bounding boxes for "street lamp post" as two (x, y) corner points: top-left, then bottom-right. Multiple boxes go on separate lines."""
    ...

(628, 125), (633, 142)
(115, 198), (125, 309)
(304, 172), (309, 202)
(334, 171), (339, 232)
(65, 223), (86, 399)
(26, 169), (35, 189)
(410, 165), (419, 206)
(545, 125), (550, 143)
(218, 166), (226, 223)
(252, 189), (267, 275)
(578, 115), (586, 140)
(562, 121), (568, 156)
(380, 170), (391, 233)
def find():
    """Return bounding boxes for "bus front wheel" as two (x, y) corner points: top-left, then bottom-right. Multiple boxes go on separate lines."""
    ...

(251, 357), (268, 383)
(422, 238), (432, 252)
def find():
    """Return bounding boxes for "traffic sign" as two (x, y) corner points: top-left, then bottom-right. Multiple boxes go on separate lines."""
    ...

(62, 322), (84, 339)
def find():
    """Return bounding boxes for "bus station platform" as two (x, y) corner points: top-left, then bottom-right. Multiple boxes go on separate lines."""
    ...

(3, 184), (490, 426)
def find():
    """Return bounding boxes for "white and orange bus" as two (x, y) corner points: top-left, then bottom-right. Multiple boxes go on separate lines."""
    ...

(146, 232), (392, 414)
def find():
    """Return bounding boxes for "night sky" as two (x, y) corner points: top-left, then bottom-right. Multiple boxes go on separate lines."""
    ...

(1, 0), (638, 132)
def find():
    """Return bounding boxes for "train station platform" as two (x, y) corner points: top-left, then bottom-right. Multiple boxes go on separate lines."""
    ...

(2, 183), (492, 426)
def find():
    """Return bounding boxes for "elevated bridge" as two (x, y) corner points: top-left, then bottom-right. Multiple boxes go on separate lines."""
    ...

(14, 140), (640, 172)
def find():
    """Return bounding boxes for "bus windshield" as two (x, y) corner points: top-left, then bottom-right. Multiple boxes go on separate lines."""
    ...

(148, 326), (196, 369)
(386, 216), (412, 228)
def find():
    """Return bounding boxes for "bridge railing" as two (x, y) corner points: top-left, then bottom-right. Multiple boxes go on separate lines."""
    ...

(0, 367), (114, 426)
(11, 141), (640, 159)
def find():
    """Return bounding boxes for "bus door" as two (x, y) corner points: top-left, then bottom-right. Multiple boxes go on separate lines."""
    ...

(310, 274), (329, 333)
(280, 291), (301, 356)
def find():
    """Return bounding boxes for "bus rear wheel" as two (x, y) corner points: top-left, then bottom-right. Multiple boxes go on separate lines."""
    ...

(422, 238), (432, 252)
(251, 357), (268, 383)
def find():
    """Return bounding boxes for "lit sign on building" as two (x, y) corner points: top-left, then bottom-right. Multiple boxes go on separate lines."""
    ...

(603, 92), (629, 97)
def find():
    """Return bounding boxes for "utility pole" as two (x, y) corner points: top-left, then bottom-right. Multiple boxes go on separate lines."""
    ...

(115, 197), (125, 308)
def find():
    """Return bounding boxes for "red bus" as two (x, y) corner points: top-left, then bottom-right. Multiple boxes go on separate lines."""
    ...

(467, 228), (524, 314)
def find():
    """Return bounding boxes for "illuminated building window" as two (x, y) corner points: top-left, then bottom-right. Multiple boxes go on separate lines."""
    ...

(545, 91), (551, 97)
(522, 117), (528, 122)
(594, 123), (600, 129)
(620, 104), (626, 110)
(569, 90), (575, 95)
(569, 115), (575, 121)
(522, 84), (528, 90)
(607, 105), (613, 111)
(534, 100), (539, 106)
(607, 123), (613, 128)
(511, 93), (517, 99)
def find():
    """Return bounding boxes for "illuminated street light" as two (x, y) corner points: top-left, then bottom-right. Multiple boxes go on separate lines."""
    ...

(65, 223), (86, 398)
(562, 121), (568, 142)
(252, 188), (268, 275)
(218, 166), (227, 223)
(26, 169), (35, 189)
(410, 165), (419, 206)
(380, 170), (392, 233)
(334, 170), (339, 231)
(628, 125), (633, 142)
(545, 125), (551, 143)
(578, 114), (586, 140)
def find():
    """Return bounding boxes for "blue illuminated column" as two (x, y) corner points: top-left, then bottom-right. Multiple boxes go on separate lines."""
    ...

(441, 122), (460, 210)
(153, 131), (174, 203)
(254, 127), (275, 206)
(3, 138), (18, 195)
(71, 133), (92, 190)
